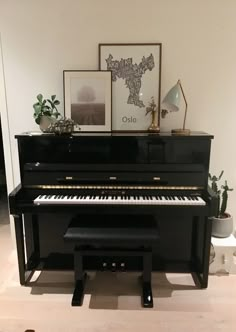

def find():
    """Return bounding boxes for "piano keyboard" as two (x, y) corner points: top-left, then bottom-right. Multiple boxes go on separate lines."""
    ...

(34, 194), (206, 206)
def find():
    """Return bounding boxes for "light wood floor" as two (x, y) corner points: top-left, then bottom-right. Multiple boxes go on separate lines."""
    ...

(0, 195), (235, 332)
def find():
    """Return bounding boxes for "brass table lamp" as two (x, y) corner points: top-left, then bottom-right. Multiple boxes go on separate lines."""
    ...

(162, 80), (190, 135)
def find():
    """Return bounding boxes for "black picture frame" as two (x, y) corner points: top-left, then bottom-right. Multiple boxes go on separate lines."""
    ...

(63, 70), (112, 132)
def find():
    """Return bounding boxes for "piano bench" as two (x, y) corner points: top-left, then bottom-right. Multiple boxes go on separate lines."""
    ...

(64, 215), (159, 308)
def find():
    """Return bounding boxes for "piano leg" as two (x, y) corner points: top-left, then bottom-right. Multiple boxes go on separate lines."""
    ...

(191, 216), (212, 288)
(72, 248), (87, 306)
(23, 214), (41, 272)
(141, 250), (153, 308)
(13, 214), (34, 285)
(31, 214), (40, 265)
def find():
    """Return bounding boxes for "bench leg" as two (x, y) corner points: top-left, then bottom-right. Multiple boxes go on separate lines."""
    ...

(72, 274), (87, 306)
(142, 251), (153, 308)
(72, 249), (86, 306)
(142, 281), (153, 308)
(72, 247), (154, 307)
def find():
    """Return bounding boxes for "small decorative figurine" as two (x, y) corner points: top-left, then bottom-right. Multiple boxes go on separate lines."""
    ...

(146, 97), (160, 132)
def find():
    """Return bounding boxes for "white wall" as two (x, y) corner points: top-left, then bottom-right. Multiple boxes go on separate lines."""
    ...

(0, 0), (236, 227)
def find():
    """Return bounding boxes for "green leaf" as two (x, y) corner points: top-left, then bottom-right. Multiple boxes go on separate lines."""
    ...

(54, 100), (60, 105)
(35, 116), (41, 125)
(47, 99), (53, 106)
(33, 104), (41, 113)
(51, 95), (56, 101)
(53, 111), (60, 118)
(43, 106), (50, 111)
(37, 94), (43, 102)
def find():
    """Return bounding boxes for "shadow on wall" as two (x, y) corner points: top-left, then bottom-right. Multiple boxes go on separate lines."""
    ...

(0, 116), (6, 194)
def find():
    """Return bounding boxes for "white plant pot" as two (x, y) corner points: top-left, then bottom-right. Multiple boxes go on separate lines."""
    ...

(211, 213), (233, 238)
(39, 116), (54, 132)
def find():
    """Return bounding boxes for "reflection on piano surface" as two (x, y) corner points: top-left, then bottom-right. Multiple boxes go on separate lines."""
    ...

(9, 132), (217, 288)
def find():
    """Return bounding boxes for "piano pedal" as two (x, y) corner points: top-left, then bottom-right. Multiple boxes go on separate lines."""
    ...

(120, 262), (126, 272)
(101, 262), (108, 271)
(111, 262), (116, 272)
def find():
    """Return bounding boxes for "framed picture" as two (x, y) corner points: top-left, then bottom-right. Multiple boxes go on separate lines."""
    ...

(99, 43), (162, 131)
(63, 70), (112, 132)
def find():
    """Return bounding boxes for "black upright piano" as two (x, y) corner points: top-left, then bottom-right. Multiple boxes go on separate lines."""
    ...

(9, 131), (216, 288)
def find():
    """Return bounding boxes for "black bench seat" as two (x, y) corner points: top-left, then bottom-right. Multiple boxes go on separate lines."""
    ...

(64, 215), (159, 308)
(64, 216), (159, 246)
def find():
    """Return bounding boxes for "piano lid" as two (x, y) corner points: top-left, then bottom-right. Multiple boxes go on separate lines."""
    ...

(16, 131), (214, 138)
(15, 132), (213, 189)
(16, 132), (213, 165)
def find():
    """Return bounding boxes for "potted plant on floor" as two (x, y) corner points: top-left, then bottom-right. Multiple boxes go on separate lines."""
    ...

(209, 171), (233, 238)
(33, 94), (61, 131)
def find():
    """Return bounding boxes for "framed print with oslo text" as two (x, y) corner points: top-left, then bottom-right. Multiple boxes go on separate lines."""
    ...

(99, 43), (162, 131)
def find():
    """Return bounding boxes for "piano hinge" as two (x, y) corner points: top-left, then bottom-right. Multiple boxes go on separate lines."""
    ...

(26, 184), (204, 190)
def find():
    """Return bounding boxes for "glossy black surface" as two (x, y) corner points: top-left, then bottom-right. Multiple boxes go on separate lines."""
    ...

(14, 132), (213, 189)
(17, 132), (212, 165)
(9, 132), (215, 289)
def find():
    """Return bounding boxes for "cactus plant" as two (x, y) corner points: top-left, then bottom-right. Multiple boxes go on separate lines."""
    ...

(220, 181), (233, 216)
(209, 171), (233, 218)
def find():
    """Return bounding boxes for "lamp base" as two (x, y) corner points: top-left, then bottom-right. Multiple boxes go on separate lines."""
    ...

(171, 128), (190, 135)
(148, 125), (160, 133)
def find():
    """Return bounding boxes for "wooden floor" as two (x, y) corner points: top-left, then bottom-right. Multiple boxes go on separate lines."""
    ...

(0, 196), (235, 332)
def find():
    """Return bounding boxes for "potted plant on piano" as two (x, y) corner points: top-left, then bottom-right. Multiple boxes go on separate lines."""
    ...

(209, 171), (233, 238)
(33, 94), (61, 131)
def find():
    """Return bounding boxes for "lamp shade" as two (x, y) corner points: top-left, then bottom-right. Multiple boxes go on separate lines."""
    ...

(161, 79), (190, 135)
(162, 82), (181, 112)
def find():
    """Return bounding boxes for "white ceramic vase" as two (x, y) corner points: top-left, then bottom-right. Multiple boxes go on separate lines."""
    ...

(211, 213), (233, 238)
(39, 116), (54, 132)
